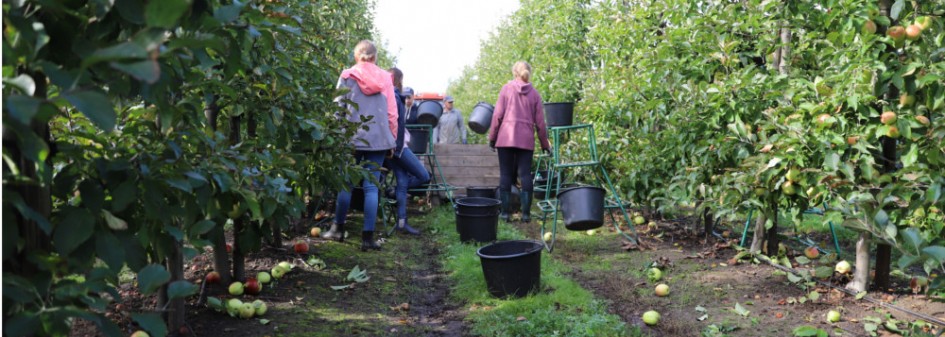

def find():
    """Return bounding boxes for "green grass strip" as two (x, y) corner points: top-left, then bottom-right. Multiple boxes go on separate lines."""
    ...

(423, 206), (642, 337)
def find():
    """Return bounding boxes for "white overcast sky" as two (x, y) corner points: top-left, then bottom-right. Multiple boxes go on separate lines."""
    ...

(372, 0), (521, 94)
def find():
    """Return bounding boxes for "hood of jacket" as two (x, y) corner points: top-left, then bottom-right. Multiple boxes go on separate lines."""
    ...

(340, 62), (390, 95)
(509, 79), (534, 95)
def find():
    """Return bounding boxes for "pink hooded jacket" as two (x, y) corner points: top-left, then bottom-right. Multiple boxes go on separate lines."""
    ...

(340, 62), (398, 140)
(488, 79), (551, 151)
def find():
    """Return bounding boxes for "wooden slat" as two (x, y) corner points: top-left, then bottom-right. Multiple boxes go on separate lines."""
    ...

(431, 156), (499, 167)
(432, 144), (495, 156)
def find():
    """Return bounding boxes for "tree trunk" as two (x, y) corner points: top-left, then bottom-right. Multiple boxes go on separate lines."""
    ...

(164, 233), (185, 334)
(209, 225), (232, 285)
(765, 204), (780, 256)
(846, 231), (871, 292)
(269, 218), (283, 249)
(204, 99), (218, 131)
(872, 0), (895, 292)
(778, 26), (791, 75)
(7, 70), (52, 276)
(231, 216), (246, 281)
(702, 207), (713, 238)
(750, 211), (767, 254)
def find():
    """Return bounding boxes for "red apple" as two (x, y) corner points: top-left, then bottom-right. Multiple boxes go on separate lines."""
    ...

(205, 271), (221, 284)
(905, 24), (922, 40)
(887, 26), (906, 42)
(881, 111), (897, 125)
(244, 278), (261, 295)
(293, 241), (309, 254)
(846, 136), (858, 145)
(862, 20), (877, 34)
(804, 246), (820, 259)
(225, 243), (232, 253)
(915, 115), (930, 126)
(886, 126), (900, 138)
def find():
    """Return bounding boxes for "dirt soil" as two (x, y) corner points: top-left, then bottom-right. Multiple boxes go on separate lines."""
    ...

(71, 211), (468, 337)
(515, 215), (945, 337)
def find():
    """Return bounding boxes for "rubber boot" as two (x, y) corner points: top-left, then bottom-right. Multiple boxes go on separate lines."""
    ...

(321, 222), (344, 242)
(520, 191), (533, 223)
(360, 231), (382, 251)
(498, 190), (510, 222)
(395, 218), (421, 235)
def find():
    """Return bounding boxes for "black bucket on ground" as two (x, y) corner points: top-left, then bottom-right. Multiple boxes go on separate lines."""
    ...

(408, 127), (430, 154)
(466, 186), (497, 199)
(417, 101), (443, 127)
(543, 102), (574, 127)
(557, 185), (605, 230)
(468, 102), (495, 134)
(476, 240), (543, 298)
(454, 197), (501, 243)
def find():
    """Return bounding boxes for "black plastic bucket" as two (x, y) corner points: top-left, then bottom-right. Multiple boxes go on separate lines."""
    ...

(417, 101), (443, 127)
(466, 186), (497, 199)
(468, 102), (494, 134)
(544, 102), (574, 127)
(558, 186), (605, 230)
(477, 240), (543, 298)
(408, 127), (430, 154)
(455, 197), (501, 243)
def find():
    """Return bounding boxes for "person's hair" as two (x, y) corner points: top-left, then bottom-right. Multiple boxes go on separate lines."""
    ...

(512, 61), (531, 82)
(388, 67), (403, 90)
(353, 40), (377, 62)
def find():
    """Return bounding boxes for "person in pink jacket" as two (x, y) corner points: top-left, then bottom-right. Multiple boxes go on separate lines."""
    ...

(488, 61), (551, 223)
(322, 40), (398, 251)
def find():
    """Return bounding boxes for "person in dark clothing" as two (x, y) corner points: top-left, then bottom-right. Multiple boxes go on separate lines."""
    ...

(387, 68), (430, 235)
(488, 61), (551, 223)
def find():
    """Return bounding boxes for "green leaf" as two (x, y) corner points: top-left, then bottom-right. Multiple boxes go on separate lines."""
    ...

(901, 144), (917, 168)
(922, 246), (945, 263)
(259, 318), (270, 325)
(110, 60), (160, 84)
(4, 74), (36, 96)
(795, 256), (811, 265)
(82, 42), (149, 68)
(137, 264), (171, 295)
(102, 209), (128, 230)
(95, 231), (125, 272)
(4, 95), (41, 125)
(824, 152), (839, 171)
(189, 220), (215, 236)
(787, 272), (803, 283)
(901, 227), (923, 252)
(145, 0), (191, 28)
(890, 0), (905, 20)
(807, 291), (820, 301)
(110, 181), (137, 212)
(54, 207), (95, 255)
(885, 223), (897, 241)
(131, 312), (168, 337)
(733, 302), (750, 317)
(874, 210), (888, 227)
(814, 266), (834, 279)
(62, 90), (116, 132)
(214, 3), (243, 23)
(166, 178), (192, 193)
(792, 326), (822, 337)
(167, 280), (198, 299)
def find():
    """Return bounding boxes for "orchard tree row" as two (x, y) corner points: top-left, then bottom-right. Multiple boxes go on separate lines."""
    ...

(450, 0), (945, 294)
(2, 0), (390, 336)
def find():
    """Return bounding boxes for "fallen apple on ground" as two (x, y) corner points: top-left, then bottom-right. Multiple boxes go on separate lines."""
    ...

(239, 303), (255, 319)
(205, 271), (221, 284)
(130, 331), (150, 337)
(228, 282), (244, 296)
(257, 271), (272, 284)
(642, 310), (660, 325)
(827, 310), (841, 323)
(835, 260), (852, 274)
(804, 246), (819, 259)
(244, 278), (261, 295)
(647, 268), (662, 282)
(655, 284), (669, 297)
(310, 227), (322, 237)
(253, 299), (268, 316)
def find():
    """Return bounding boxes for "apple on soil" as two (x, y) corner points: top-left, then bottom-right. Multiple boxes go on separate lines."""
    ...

(239, 303), (255, 319)
(253, 299), (268, 316)
(244, 278), (261, 295)
(827, 310), (841, 323)
(647, 268), (662, 282)
(835, 260), (852, 274)
(228, 282), (244, 296)
(310, 227), (322, 237)
(131, 331), (150, 337)
(294, 241), (310, 254)
(803, 246), (819, 259)
(271, 266), (286, 279)
(655, 284), (670, 297)
(257, 271), (272, 284)
(205, 271), (221, 284)
(642, 310), (660, 325)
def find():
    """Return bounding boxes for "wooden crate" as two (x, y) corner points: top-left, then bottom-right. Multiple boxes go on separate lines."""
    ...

(425, 144), (500, 196)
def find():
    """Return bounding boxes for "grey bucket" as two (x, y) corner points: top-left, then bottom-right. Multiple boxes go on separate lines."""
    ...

(468, 102), (494, 134)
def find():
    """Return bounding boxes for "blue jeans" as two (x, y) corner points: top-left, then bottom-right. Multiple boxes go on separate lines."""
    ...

(334, 150), (387, 232)
(387, 148), (431, 219)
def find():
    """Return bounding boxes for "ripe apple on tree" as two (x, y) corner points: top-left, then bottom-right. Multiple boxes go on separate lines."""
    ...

(887, 26), (906, 43)
(905, 24), (922, 40)
(880, 111), (897, 125)
(915, 16), (932, 31)
(862, 19), (877, 34)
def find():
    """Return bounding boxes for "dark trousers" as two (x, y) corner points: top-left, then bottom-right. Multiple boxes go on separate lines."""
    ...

(497, 147), (534, 193)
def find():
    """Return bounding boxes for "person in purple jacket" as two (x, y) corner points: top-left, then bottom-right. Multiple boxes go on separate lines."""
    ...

(488, 61), (551, 223)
